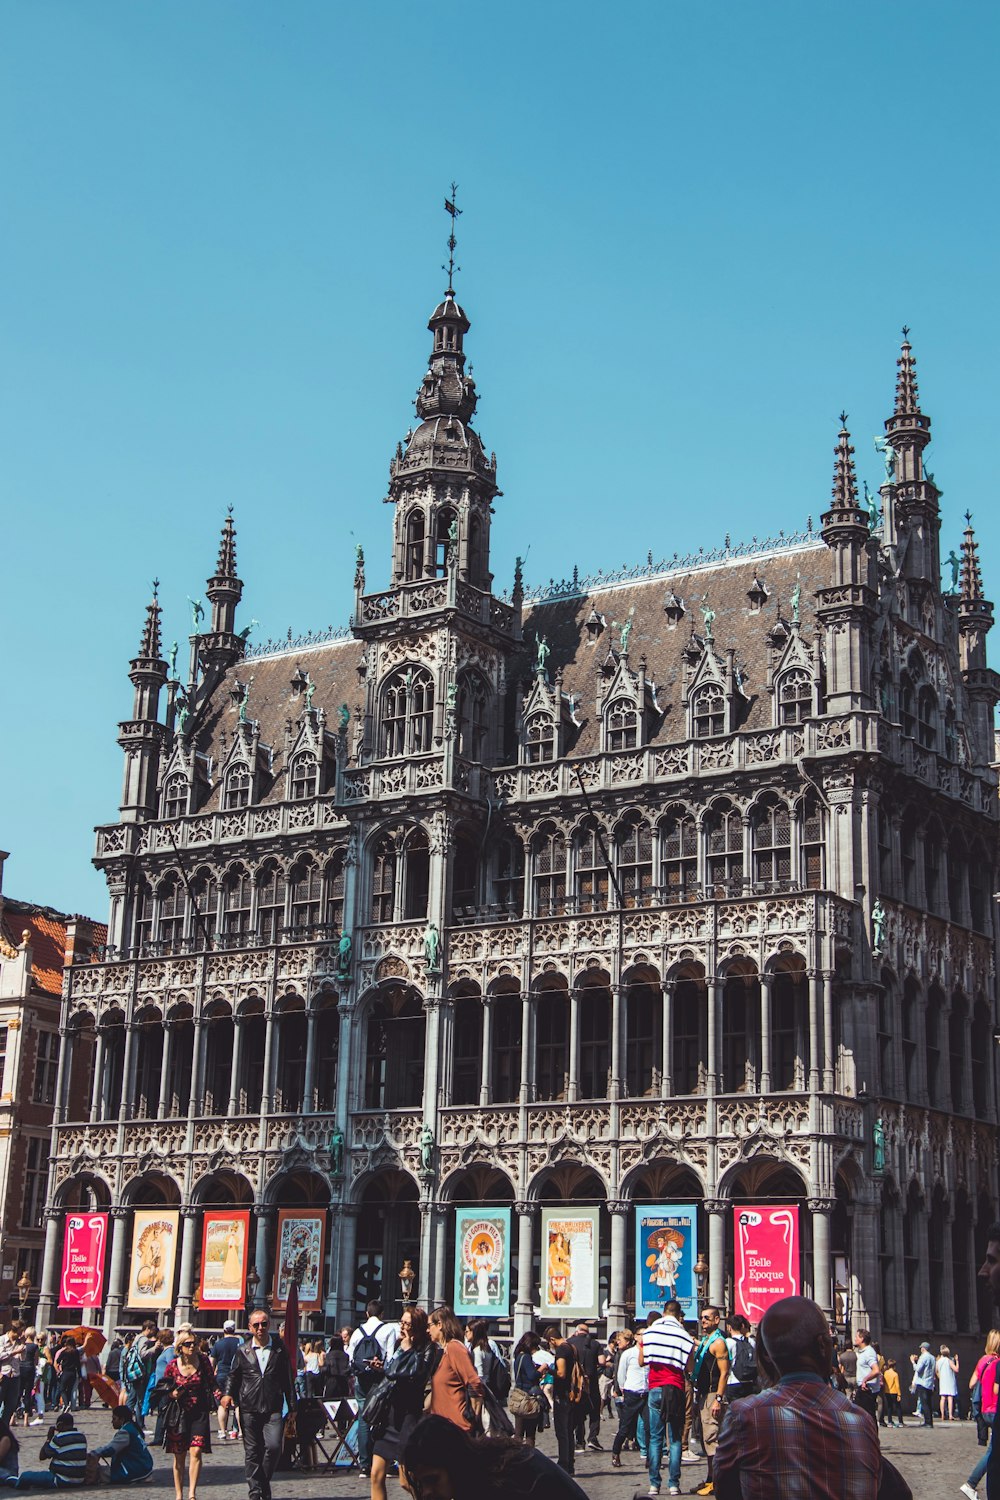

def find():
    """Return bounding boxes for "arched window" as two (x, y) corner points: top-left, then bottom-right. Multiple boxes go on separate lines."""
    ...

(771, 965), (807, 1090)
(405, 509), (425, 580)
(972, 1000), (991, 1116)
(325, 853), (346, 931)
(157, 877), (186, 951)
(660, 809), (697, 900)
(625, 980), (660, 1097)
(607, 699), (638, 751)
(672, 975), (703, 1094)
(403, 830), (430, 921)
(877, 807), (893, 893)
(535, 988), (568, 1101)
(722, 973), (757, 1092)
(532, 827), (566, 917)
(902, 977), (919, 1098)
(257, 863), (287, 944)
(917, 686), (938, 750)
(574, 819), (608, 913)
(923, 822), (942, 912)
(224, 764), (251, 810)
(616, 815), (653, 908)
(929, 1187), (947, 1328)
(221, 866), (253, 940)
(451, 993), (483, 1106)
(162, 774), (189, 820)
(705, 801), (743, 893)
(492, 838), (524, 914)
(903, 1182), (922, 1328)
(949, 995), (967, 1113)
(491, 992), (521, 1102)
(381, 668), (435, 757)
(524, 713), (555, 764)
(189, 872), (217, 949)
(578, 984), (611, 1099)
(434, 509), (456, 576)
(899, 674), (916, 739)
(289, 861), (321, 932)
(947, 835), (966, 923)
(132, 881), (153, 952)
(370, 839), (397, 924)
(457, 673), (489, 761)
(290, 755), (319, 801)
(970, 846), (988, 930)
(777, 668), (811, 725)
(364, 987), (425, 1109)
(900, 814), (917, 903)
(451, 834), (479, 917)
(468, 514), (484, 586)
(751, 798), (791, 888)
(944, 702), (958, 760)
(692, 683), (725, 739)
(925, 985), (945, 1107)
(801, 796), (825, 889)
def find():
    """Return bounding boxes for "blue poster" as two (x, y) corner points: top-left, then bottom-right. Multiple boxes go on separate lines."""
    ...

(454, 1207), (511, 1317)
(635, 1204), (699, 1322)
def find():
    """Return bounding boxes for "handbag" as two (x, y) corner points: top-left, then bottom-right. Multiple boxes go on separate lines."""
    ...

(508, 1385), (541, 1418)
(361, 1375), (395, 1440)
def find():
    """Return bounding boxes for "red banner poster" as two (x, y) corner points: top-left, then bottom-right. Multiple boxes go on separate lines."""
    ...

(733, 1204), (800, 1324)
(59, 1212), (109, 1308)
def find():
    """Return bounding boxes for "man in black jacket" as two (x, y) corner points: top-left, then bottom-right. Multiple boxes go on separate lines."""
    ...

(219, 1313), (295, 1500)
(568, 1322), (604, 1451)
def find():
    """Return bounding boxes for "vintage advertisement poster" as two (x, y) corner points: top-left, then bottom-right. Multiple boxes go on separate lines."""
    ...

(635, 1204), (699, 1322)
(59, 1212), (108, 1308)
(272, 1209), (326, 1312)
(733, 1204), (801, 1323)
(453, 1207), (511, 1316)
(197, 1209), (251, 1309)
(540, 1208), (600, 1318)
(126, 1208), (179, 1310)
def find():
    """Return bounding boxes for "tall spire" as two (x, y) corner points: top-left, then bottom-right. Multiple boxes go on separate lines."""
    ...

(960, 511), (985, 604)
(138, 581), (163, 661)
(205, 509), (244, 642)
(894, 326), (922, 417)
(215, 506), (238, 580)
(831, 413), (859, 512)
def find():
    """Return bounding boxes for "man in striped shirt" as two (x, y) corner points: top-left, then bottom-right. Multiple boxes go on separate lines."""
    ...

(10, 1411), (87, 1487)
(639, 1300), (695, 1497)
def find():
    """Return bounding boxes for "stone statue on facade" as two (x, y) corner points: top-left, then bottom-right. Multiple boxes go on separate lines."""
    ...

(167, 642), (178, 678)
(420, 1124), (434, 1173)
(619, 608), (635, 655)
(535, 634), (550, 676)
(336, 930), (352, 978)
(305, 679), (316, 709)
(944, 550), (961, 595)
(330, 1128), (345, 1177)
(871, 897), (887, 955)
(790, 581), (802, 623)
(874, 435), (897, 481)
(424, 922), (441, 971)
(188, 597), (205, 632)
(337, 703), (350, 733)
(873, 1117), (886, 1174)
(863, 480), (880, 531)
(700, 598), (715, 638)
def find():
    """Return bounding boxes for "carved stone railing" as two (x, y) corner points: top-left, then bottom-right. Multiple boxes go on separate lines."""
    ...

(342, 756), (446, 803)
(351, 1109), (422, 1153)
(438, 1107), (520, 1149)
(96, 797), (348, 861)
(356, 578), (516, 637)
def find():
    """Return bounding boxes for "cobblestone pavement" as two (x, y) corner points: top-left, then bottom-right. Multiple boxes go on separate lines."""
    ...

(14, 1408), (983, 1499)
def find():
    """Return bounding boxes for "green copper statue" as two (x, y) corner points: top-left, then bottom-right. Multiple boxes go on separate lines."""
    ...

(700, 599), (715, 637)
(944, 550), (961, 594)
(619, 607), (635, 654)
(336, 930), (352, 977)
(874, 435), (897, 481)
(167, 641), (178, 678)
(535, 634), (550, 675)
(330, 1127), (345, 1177)
(873, 1116), (886, 1174)
(424, 921), (440, 971)
(238, 682), (251, 724)
(337, 703), (350, 733)
(305, 679), (316, 709)
(448, 517), (459, 547)
(863, 480), (880, 531)
(188, 597), (205, 632)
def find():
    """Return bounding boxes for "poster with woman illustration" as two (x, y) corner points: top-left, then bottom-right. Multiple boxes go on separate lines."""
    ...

(272, 1210), (326, 1311)
(635, 1205), (698, 1321)
(453, 1208), (510, 1316)
(126, 1208), (179, 1310)
(540, 1208), (599, 1318)
(197, 1210), (251, 1308)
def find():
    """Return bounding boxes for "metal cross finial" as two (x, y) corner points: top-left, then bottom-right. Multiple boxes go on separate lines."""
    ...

(227, 503), (234, 517)
(443, 182), (462, 293)
(902, 325), (910, 339)
(152, 578), (160, 598)
(965, 510), (973, 525)
(839, 411), (848, 428)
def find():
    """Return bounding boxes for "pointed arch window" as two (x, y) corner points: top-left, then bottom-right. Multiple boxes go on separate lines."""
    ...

(223, 764), (252, 811)
(221, 866), (253, 941)
(574, 819), (608, 913)
(532, 827), (566, 917)
(917, 686), (938, 750)
(900, 813), (917, 904)
(325, 852), (346, 931)
(492, 838), (524, 914)
(457, 673), (489, 761)
(157, 876), (186, 951)
(777, 668), (812, 726)
(257, 863), (287, 944)
(606, 698), (638, 751)
(899, 674), (916, 739)
(290, 754), (319, 801)
(706, 801), (744, 893)
(163, 774), (189, 820)
(289, 861), (322, 932)
(692, 683), (725, 739)
(405, 509), (426, 581)
(189, 872), (217, 949)
(660, 809), (698, 900)
(132, 881), (153, 953)
(877, 808), (893, 893)
(616, 814), (653, 908)
(535, 989), (568, 1101)
(751, 798), (791, 887)
(371, 839), (397, 924)
(801, 796), (825, 889)
(380, 669), (435, 757)
(403, 830), (430, 921)
(434, 509), (456, 576)
(524, 712), (555, 764)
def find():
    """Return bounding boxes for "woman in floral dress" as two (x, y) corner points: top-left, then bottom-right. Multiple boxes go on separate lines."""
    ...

(163, 1332), (222, 1500)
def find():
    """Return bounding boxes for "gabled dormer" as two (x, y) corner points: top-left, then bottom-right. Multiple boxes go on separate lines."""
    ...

(682, 634), (733, 740)
(519, 667), (571, 764)
(218, 715), (271, 810)
(766, 620), (823, 727)
(284, 703), (334, 801)
(158, 734), (210, 820)
(596, 652), (655, 752)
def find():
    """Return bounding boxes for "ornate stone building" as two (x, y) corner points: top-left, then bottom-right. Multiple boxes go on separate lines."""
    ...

(37, 271), (999, 1351)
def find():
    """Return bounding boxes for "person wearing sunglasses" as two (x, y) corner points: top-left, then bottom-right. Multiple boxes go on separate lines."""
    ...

(219, 1315), (295, 1500)
(162, 1333), (224, 1500)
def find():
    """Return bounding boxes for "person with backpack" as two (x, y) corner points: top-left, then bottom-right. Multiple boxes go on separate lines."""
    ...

(543, 1324), (582, 1477)
(724, 1315), (757, 1405)
(347, 1300), (399, 1478)
(568, 1322), (603, 1452)
(467, 1322), (509, 1431)
(212, 1322), (241, 1442)
(122, 1321), (159, 1431)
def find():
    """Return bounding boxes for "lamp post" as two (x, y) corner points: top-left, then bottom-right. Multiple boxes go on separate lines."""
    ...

(16, 1271), (32, 1315)
(246, 1265), (260, 1317)
(693, 1251), (709, 1311)
(398, 1258), (415, 1310)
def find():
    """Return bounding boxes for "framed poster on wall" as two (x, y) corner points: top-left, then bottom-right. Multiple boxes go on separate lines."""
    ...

(272, 1209), (326, 1312)
(197, 1209), (251, 1310)
(540, 1208), (600, 1319)
(634, 1204), (698, 1322)
(453, 1207), (511, 1317)
(733, 1204), (800, 1323)
(59, 1212), (108, 1308)
(126, 1209), (179, 1310)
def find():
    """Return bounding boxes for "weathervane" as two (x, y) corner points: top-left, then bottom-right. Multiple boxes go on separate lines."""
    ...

(443, 183), (461, 293)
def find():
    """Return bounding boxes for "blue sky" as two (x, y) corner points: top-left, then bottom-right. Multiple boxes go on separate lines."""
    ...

(2, 1), (997, 917)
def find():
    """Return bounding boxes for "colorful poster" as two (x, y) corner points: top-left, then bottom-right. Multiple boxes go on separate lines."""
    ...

(635, 1204), (699, 1322)
(453, 1208), (511, 1316)
(126, 1209), (179, 1310)
(733, 1204), (801, 1324)
(540, 1208), (600, 1318)
(59, 1212), (108, 1308)
(197, 1210), (251, 1309)
(272, 1210), (326, 1312)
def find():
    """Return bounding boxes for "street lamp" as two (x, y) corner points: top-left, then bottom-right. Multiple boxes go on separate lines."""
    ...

(246, 1265), (260, 1315)
(693, 1251), (709, 1309)
(16, 1271), (32, 1314)
(398, 1259), (415, 1308)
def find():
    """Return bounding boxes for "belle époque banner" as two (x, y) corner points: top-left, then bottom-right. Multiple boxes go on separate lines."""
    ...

(635, 1204), (699, 1322)
(59, 1212), (108, 1308)
(197, 1210), (251, 1310)
(272, 1210), (326, 1312)
(540, 1208), (600, 1318)
(126, 1209), (179, 1310)
(453, 1207), (511, 1316)
(733, 1204), (800, 1323)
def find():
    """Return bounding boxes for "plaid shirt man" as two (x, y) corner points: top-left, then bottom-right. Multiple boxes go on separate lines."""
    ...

(714, 1371), (881, 1500)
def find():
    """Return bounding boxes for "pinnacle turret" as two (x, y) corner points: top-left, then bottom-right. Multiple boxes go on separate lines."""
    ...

(137, 584), (163, 662)
(215, 508), (238, 579)
(894, 327), (922, 417)
(205, 510), (244, 640)
(960, 513), (986, 605)
(830, 415), (859, 512)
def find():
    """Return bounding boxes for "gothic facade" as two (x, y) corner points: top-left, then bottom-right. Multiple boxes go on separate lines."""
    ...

(38, 279), (1000, 1353)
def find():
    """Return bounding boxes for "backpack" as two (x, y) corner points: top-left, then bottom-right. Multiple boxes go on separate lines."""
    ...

(483, 1348), (512, 1403)
(731, 1335), (757, 1387)
(351, 1323), (386, 1387)
(567, 1355), (586, 1404)
(122, 1343), (146, 1384)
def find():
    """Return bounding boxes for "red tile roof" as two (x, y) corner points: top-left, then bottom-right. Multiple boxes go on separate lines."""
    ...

(0, 901), (107, 997)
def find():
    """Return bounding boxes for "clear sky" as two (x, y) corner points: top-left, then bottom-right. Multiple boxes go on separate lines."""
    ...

(2, 0), (997, 918)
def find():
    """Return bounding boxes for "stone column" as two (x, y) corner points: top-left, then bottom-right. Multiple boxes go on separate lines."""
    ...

(705, 1199), (727, 1310)
(608, 1200), (629, 1327)
(89, 1030), (106, 1122)
(809, 1198), (835, 1319)
(759, 973), (772, 1094)
(519, 993), (533, 1103)
(479, 999), (493, 1107)
(706, 979), (722, 1098)
(174, 1205), (199, 1326)
(227, 1016), (243, 1115)
(103, 1207), (130, 1339)
(822, 971), (836, 1092)
(418, 1198), (434, 1309)
(34, 1209), (63, 1331)
(808, 971), (822, 1092)
(302, 1009), (318, 1114)
(252, 1205), (272, 1309)
(186, 1020), (204, 1118)
(432, 1201), (449, 1307)
(53, 1025), (72, 1126)
(610, 984), (623, 1099)
(334, 1205), (359, 1325)
(119, 1023), (139, 1121)
(514, 1201), (535, 1341)
(157, 1022), (173, 1118)
(260, 1013), (277, 1116)
(661, 981), (674, 1097)
(567, 987), (580, 1102)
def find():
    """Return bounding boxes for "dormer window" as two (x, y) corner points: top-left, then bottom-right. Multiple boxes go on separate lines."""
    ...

(525, 713), (555, 764)
(607, 699), (638, 751)
(381, 669), (435, 757)
(290, 755), (319, 801)
(163, 774), (189, 820)
(777, 669), (812, 726)
(692, 684), (725, 739)
(224, 765), (252, 810)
